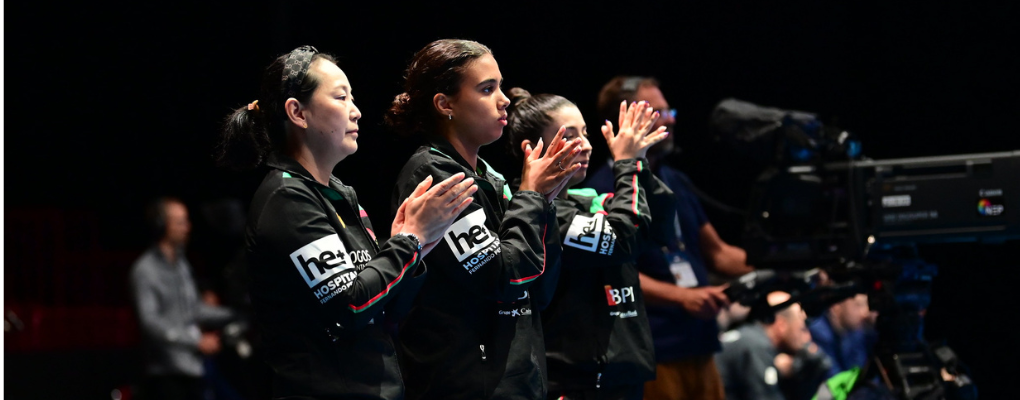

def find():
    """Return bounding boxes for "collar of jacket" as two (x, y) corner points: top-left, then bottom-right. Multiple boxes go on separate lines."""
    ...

(264, 152), (349, 200)
(427, 135), (512, 200)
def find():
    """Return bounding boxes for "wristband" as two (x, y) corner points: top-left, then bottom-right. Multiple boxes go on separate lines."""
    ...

(396, 232), (423, 252)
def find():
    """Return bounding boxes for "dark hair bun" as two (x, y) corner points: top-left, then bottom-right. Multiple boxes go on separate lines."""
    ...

(385, 39), (493, 137)
(508, 87), (531, 108)
(385, 92), (416, 137)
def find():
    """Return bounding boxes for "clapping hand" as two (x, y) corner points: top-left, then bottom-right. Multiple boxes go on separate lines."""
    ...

(519, 126), (583, 202)
(392, 173), (477, 256)
(602, 100), (670, 161)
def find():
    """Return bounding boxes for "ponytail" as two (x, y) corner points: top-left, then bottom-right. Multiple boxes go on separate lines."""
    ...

(215, 103), (272, 171)
(215, 47), (337, 171)
(384, 92), (418, 138)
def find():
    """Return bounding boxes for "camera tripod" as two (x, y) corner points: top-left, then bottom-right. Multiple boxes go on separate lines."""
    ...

(843, 247), (977, 400)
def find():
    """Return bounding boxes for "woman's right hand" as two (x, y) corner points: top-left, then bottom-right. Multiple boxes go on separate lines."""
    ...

(518, 126), (583, 202)
(602, 100), (669, 161)
(392, 173), (477, 254)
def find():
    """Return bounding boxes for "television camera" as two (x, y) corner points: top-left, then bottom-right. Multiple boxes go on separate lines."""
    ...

(711, 98), (1018, 399)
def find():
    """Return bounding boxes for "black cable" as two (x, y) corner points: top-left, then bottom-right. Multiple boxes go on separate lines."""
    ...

(676, 173), (748, 217)
(846, 159), (864, 259)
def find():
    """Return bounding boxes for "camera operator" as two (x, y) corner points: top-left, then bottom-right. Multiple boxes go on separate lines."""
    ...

(585, 76), (754, 400)
(716, 291), (818, 400)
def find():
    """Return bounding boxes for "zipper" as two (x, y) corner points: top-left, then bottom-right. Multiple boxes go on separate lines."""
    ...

(343, 190), (380, 253)
(480, 344), (487, 362)
(473, 177), (507, 215)
(332, 183), (381, 252)
(595, 341), (608, 389)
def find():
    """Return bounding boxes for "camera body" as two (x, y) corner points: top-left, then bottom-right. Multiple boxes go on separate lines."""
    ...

(742, 150), (1020, 271)
(710, 99), (1008, 399)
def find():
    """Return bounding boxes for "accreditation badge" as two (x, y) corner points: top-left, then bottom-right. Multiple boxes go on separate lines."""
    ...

(668, 251), (699, 288)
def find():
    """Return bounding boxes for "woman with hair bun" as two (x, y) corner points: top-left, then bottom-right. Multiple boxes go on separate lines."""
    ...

(217, 45), (476, 399)
(505, 88), (674, 400)
(386, 39), (582, 399)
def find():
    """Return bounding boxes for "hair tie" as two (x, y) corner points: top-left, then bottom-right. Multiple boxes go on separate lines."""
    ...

(247, 100), (260, 111)
(281, 45), (319, 99)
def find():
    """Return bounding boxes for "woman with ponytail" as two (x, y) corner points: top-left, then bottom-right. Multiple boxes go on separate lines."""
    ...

(505, 88), (674, 400)
(217, 45), (476, 399)
(386, 39), (582, 399)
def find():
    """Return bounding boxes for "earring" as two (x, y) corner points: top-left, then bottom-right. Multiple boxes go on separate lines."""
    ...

(448, 114), (453, 120)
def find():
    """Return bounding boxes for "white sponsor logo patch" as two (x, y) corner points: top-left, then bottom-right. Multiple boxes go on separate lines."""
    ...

(348, 249), (372, 265)
(444, 208), (498, 262)
(315, 270), (358, 303)
(563, 214), (616, 255)
(290, 234), (354, 288)
(605, 285), (635, 306)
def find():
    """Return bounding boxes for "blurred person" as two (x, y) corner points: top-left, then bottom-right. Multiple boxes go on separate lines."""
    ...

(196, 290), (249, 400)
(774, 322), (833, 400)
(716, 295), (831, 400)
(130, 196), (235, 400)
(585, 76), (754, 400)
(216, 45), (476, 399)
(718, 302), (752, 332)
(809, 293), (876, 378)
(715, 291), (811, 400)
(386, 39), (581, 399)
(194, 197), (276, 400)
(505, 88), (673, 400)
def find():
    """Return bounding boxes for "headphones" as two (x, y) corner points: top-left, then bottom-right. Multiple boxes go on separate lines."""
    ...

(621, 76), (646, 92)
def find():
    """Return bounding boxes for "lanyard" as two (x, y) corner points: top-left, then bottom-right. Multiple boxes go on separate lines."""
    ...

(672, 207), (687, 253)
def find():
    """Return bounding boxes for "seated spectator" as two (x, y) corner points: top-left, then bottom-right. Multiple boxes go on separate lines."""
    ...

(775, 327), (833, 400)
(716, 291), (812, 400)
(808, 293), (876, 378)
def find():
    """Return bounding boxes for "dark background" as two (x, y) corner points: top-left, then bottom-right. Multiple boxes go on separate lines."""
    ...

(5, 1), (1019, 399)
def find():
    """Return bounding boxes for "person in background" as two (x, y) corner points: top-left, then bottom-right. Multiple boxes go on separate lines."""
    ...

(715, 291), (812, 400)
(809, 293), (876, 378)
(130, 196), (235, 400)
(775, 319), (833, 400)
(585, 76), (754, 400)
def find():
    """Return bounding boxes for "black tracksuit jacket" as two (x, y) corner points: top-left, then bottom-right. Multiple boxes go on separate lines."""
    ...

(391, 138), (562, 400)
(245, 154), (426, 399)
(543, 158), (675, 394)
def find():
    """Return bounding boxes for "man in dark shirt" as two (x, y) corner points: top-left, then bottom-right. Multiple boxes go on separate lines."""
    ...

(130, 197), (234, 400)
(586, 76), (754, 400)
